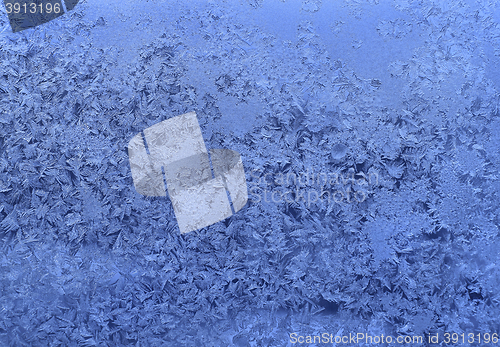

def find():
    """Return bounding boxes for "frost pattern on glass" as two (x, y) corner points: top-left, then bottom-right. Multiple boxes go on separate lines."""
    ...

(0, 0), (499, 344)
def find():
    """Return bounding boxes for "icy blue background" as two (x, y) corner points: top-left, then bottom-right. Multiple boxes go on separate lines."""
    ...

(0, 0), (499, 345)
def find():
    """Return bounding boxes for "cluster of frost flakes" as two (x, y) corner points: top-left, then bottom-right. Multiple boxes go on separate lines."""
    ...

(301, 0), (322, 13)
(376, 18), (413, 39)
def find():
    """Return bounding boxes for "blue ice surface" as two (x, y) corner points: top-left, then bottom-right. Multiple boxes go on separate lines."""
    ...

(0, 0), (499, 345)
